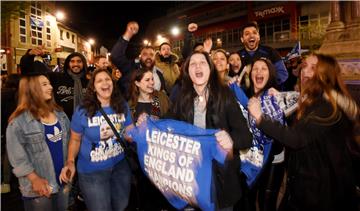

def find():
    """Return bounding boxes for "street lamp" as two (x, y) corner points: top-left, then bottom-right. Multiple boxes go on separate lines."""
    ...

(55, 11), (65, 21)
(171, 26), (180, 36)
(88, 38), (96, 62)
(143, 39), (149, 46)
(88, 38), (95, 45)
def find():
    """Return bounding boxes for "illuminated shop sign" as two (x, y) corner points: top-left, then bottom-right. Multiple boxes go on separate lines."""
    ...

(254, 6), (285, 18)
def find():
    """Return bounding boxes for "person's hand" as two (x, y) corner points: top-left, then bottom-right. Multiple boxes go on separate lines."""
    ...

(123, 21), (139, 41)
(203, 37), (213, 53)
(59, 160), (76, 184)
(136, 112), (148, 127)
(215, 130), (233, 152)
(28, 173), (51, 197)
(228, 75), (240, 86)
(268, 87), (280, 96)
(188, 23), (198, 32)
(248, 97), (262, 124)
(29, 45), (46, 56)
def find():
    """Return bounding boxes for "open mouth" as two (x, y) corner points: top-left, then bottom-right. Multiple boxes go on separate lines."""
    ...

(101, 87), (111, 92)
(255, 76), (264, 84)
(195, 72), (203, 78)
(248, 38), (256, 46)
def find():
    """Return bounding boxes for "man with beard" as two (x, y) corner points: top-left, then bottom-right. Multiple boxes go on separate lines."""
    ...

(111, 21), (165, 97)
(238, 22), (288, 88)
(20, 48), (88, 119)
(154, 42), (180, 94)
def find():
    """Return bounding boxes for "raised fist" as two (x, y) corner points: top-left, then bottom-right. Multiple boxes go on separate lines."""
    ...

(123, 21), (139, 40)
(188, 23), (198, 32)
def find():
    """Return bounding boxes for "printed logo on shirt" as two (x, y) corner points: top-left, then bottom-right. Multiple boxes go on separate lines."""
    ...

(46, 126), (62, 143)
(88, 114), (126, 162)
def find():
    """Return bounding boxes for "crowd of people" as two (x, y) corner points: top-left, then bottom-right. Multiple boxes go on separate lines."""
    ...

(2, 20), (359, 211)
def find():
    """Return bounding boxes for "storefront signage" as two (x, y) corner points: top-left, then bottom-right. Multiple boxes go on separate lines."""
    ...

(254, 6), (285, 18)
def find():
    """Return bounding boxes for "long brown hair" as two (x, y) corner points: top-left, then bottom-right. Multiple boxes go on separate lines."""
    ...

(128, 68), (154, 106)
(9, 75), (61, 122)
(81, 69), (126, 117)
(297, 53), (352, 120)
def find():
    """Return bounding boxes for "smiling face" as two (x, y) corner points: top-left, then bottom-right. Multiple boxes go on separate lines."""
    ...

(188, 53), (211, 89)
(212, 51), (228, 73)
(69, 56), (84, 74)
(301, 55), (317, 86)
(229, 53), (241, 73)
(241, 26), (260, 51)
(251, 60), (270, 94)
(135, 71), (154, 95)
(94, 71), (113, 102)
(38, 75), (53, 101)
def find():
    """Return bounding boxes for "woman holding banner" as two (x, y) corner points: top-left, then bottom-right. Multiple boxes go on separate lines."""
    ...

(170, 51), (253, 210)
(230, 57), (299, 211)
(248, 53), (358, 210)
(128, 67), (173, 210)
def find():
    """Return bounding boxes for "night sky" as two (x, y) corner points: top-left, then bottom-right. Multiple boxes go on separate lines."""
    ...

(55, 1), (177, 50)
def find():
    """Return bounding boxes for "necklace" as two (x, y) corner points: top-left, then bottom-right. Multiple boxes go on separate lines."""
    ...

(196, 87), (208, 103)
(199, 95), (204, 102)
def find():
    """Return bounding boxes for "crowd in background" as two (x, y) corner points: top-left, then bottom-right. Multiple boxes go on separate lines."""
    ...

(1, 20), (359, 211)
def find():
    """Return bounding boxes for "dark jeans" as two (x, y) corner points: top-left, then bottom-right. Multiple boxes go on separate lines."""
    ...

(23, 187), (69, 211)
(78, 159), (131, 211)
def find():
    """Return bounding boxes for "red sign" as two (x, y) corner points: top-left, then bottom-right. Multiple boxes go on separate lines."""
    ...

(55, 47), (63, 52)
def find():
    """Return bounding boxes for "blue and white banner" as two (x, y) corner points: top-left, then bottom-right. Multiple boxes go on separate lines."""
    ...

(127, 118), (228, 211)
(30, 17), (44, 28)
(285, 41), (301, 61)
(230, 84), (285, 188)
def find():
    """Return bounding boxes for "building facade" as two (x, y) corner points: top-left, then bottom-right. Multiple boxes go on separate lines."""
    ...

(1, 1), (92, 74)
(146, 1), (330, 57)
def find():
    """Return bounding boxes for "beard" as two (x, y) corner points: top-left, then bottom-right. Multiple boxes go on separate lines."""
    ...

(140, 58), (155, 69)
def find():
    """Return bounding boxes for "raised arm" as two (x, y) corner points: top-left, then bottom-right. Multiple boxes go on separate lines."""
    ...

(110, 21), (139, 75)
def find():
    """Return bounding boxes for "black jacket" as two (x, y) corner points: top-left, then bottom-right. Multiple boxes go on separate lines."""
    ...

(111, 37), (165, 96)
(258, 98), (357, 211)
(48, 72), (88, 120)
(169, 87), (252, 208)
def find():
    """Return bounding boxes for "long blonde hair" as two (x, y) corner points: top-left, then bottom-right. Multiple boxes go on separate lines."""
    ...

(8, 75), (61, 122)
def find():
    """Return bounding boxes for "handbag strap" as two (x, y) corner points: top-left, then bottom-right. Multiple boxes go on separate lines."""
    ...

(98, 107), (127, 150)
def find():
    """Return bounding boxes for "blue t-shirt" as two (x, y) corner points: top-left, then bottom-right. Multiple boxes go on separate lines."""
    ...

(128, 118), (227, 211)
(71, 105), (132, 173)
(43, 120), (64, 186)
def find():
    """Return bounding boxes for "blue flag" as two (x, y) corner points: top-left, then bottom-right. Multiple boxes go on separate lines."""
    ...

(230, 84), (285, 188)
(30, 17), (44, 28)
(286, 41), (301, 61)
(127, 118), (228, 211)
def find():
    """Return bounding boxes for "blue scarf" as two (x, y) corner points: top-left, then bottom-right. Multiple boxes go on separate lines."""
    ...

(230, 84), (285, 187)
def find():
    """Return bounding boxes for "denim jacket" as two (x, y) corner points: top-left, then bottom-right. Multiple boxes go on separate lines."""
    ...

(6, 110), (70, 197)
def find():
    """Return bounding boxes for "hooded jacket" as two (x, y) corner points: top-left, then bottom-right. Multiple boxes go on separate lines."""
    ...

(155, 52), (180, 94)
(48, 52), (88, 119)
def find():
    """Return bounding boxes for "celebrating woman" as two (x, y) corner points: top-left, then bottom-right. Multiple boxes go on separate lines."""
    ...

(60, 69), (133, 211)
(7, 73), (70, 211)
(248, 53), (359, 211)
(170, 51), (252, 210)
